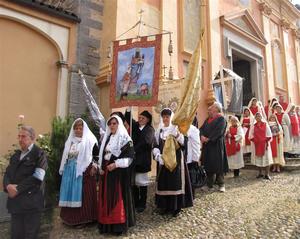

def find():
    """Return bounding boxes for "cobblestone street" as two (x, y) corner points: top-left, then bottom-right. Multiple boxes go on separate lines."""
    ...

(1, 169), (299, 239)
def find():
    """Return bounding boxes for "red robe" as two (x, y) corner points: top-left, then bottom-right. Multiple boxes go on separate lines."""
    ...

(279, 101), (288, 111)
(207, 113), (222, 124)
(226, 126), (240, 156)
(252, 122), (270, 157)
(250, 106), (258, 116)
(275, 113), (283, 125)
(289, 113), (300, 137)
(264, 105), (269, 119)
(242, 118), (251, 145)
(270, 135), (278, 158)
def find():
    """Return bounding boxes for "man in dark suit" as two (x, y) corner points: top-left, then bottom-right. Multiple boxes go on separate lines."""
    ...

(3, 126), (48, 239)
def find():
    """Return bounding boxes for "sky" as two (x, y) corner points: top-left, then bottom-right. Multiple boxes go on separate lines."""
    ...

(292, 0), (300, 5)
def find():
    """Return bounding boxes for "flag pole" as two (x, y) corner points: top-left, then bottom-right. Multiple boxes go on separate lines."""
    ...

(130, 106), (133, 137)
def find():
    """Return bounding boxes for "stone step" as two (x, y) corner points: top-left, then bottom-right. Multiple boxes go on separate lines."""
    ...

(243, 156), (300, 171)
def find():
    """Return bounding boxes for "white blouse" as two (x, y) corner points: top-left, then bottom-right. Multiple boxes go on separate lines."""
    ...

(68, 138), (82, 158)
(104, 134), (132, 168)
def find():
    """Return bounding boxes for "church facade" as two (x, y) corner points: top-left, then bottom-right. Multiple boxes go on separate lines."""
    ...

(97, 0), (300, 125)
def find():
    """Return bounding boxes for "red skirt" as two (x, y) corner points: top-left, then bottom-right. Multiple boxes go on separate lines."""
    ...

(98, 161), (126, 225)
(270, 136), (278, 158)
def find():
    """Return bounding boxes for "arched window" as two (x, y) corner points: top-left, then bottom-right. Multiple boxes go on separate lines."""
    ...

(272, 40), (285, 89)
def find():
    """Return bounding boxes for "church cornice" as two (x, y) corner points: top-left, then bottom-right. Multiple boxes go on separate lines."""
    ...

(220, 9), (267, 47)
(291, 28), (300, 40)
(259, 2), (272, 16)
(263, 0), (300, 28)
(280, 18), (291, 31)
(96, 64), (111, 86)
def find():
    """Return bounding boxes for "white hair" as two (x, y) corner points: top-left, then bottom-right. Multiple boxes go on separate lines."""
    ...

(212, 102), (223, 113)
(20, 125), (35, 140)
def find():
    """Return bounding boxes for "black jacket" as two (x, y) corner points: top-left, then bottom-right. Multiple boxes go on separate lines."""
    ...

(200, 116), (228, 174)
(3, 144), (48, 214)
(125, 111), (155, 173)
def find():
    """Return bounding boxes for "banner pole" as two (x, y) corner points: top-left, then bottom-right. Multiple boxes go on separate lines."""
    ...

(130, 106), (133, 137)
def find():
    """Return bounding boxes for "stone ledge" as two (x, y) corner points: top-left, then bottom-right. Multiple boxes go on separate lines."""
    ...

(244, 156), (300, 171)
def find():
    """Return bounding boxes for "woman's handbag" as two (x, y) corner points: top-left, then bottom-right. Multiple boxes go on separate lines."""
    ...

(189, 162), (207, 188)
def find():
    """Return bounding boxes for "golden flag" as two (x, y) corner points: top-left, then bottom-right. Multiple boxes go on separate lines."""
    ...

(172, 35), (202, 135)
(162, 135), (180, 172)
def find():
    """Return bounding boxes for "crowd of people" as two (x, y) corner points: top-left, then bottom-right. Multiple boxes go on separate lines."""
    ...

(3, 95), (300, 238)
(240, 96), (300, 178)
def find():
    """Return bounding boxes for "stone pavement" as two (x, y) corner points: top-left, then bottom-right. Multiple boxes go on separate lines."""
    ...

(0, 169), (299, 239)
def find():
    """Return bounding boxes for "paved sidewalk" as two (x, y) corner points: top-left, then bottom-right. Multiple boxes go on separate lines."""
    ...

(1, 169), (299, 238)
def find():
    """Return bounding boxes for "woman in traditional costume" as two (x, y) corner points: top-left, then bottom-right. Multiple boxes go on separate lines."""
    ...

(225, 116), (244, 177)
(264, 98), (278, 119)
(268, 114), (285, 172)
(286, 104), (300, 157)
(97, 115), (135, 235)
(152, 108), (193, 217)
(248, 97), (266, 119)
(249, 112), (273, 180)
(275, 104), (291, 154)
(296, 106), (300, 130)
(240, 107), (254, 154)
(59, 118), (99, 226)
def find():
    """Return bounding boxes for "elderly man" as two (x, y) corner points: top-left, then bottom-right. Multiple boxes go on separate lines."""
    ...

(200, 102), (228, 192)
(3, 126), (48, 239)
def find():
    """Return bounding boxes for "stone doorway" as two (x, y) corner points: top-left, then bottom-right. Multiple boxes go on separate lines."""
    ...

(231, 49), (261, 107)
(232, 57), (253, 106)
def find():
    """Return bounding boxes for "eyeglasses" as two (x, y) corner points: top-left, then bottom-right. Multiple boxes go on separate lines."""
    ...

(18, 134), (30, 139)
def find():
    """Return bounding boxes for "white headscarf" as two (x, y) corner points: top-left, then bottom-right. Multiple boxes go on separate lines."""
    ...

(98, 115), (132, 169)
(240, 106), (254, 126)
(253, 112), (268, 124)
(247, 97), (266, 119)
(228, 116), (241, 127)
(59, 118), (98, 178)
(286, 103), (295, 114)
(275, 104), (284, 113)
(155, 108), (178, 143)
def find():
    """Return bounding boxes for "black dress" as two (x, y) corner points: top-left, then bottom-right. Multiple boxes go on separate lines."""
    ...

(98, 140), (136, 234)
(154, 133), (193, 214)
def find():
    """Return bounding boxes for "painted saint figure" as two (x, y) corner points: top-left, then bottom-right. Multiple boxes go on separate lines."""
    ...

(120, 48), (145, 98)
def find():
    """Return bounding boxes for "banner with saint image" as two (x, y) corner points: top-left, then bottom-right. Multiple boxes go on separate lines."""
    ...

(110, 35), (162, 108)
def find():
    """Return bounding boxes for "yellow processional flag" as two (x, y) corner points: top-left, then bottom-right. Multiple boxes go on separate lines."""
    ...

(172, 35), (202, 135)
(162, 135), (180, 172)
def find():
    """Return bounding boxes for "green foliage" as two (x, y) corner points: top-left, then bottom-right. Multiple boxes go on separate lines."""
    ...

(36, 134), (51, 155)
(45, 116), (74, 203)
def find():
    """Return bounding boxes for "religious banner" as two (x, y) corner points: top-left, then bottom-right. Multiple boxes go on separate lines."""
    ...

(110, 34), (162, 108)
(152, 80), (183, 127)
(212, 67), (243, 114)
